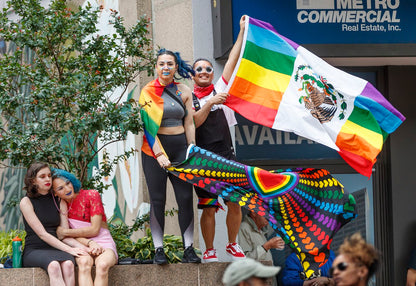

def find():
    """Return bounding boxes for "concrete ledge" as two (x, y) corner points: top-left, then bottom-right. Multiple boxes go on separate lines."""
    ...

(0, 262), (248, 286)
(0, 261), (273, 285)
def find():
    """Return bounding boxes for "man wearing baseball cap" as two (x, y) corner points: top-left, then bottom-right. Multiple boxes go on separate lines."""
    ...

(222, 258), (281, 286)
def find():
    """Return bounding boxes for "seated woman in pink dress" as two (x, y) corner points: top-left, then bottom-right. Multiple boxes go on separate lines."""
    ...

(51, 169), (117, 286)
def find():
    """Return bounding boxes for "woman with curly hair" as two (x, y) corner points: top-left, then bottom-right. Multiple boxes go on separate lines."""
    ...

(330, 233), (379, 286)
(20, 162), (87, 286)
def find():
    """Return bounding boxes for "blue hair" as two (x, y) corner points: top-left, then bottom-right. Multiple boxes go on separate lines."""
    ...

(51, 168), (82, 193)
(157, 48), (195, 79)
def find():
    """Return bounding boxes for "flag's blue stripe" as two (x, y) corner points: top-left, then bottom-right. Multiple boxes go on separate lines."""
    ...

(355, 95), (403, 134)
(144, 128), (155, 147)
(247, 23), (298, 59)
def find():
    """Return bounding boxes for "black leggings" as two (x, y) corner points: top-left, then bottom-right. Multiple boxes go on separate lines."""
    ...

(142, 133), (194, 249)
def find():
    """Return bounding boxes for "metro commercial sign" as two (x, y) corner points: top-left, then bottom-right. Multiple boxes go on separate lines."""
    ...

(232, 0), (415, 44)
(297, 0), (402, 35)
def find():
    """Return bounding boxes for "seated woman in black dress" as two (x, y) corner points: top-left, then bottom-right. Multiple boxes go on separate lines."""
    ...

(20, 162), (87, 286)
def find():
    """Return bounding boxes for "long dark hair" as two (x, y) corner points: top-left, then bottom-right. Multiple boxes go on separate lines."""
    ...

(157, 48), (194, 79)
(23, 162), (50, 198)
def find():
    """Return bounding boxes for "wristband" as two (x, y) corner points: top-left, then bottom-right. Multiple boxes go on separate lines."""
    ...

(155, 152), (164, 158)
(262, 245), (268, 252)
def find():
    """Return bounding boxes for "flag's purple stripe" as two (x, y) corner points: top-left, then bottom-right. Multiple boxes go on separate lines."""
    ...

(249, 17), (277, 33)
(361, 82), (405, 121)
(249, 17), (299, 50)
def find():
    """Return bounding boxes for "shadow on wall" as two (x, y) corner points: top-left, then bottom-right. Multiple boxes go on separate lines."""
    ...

(402, 220), (416, 284)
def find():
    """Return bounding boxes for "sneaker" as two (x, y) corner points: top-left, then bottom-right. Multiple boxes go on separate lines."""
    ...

(226, 243), (246, 261)
(153, 247), (168, 265)
(202, 248), (219, 263)
(182, 244), (201, 263)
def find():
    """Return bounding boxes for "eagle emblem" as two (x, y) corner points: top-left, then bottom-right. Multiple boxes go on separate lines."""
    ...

(294, 65), (347, 123)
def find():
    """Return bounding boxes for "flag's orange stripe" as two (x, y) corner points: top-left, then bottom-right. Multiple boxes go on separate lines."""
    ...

(228, 76), (283, 111)
(336, 131), (380, 162)
(227, 94), (277, 128)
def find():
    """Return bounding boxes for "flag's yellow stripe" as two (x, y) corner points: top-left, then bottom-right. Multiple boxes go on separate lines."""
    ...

(340, 120), (383, 150)
(237, 58), (292, 92)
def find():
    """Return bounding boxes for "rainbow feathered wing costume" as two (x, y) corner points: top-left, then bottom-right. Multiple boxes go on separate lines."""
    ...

(168, 145), (356, 278)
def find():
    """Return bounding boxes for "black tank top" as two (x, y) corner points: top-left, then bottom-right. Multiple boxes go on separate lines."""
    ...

(193, 92), (234, 156)
(23, 194), (60, 249)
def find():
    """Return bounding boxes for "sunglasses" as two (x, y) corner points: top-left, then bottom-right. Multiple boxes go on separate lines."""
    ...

(194, 66), (213, 74)
(329, 261), (348, 276)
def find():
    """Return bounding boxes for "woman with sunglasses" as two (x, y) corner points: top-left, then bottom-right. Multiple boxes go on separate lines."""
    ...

(191, 15), (247, 263)
(139, 49), (200, 264)
(331, 233), (379, 286)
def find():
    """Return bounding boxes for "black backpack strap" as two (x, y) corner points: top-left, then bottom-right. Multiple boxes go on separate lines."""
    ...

(192, 92), (201, 111)
(193, 88), (217, 112)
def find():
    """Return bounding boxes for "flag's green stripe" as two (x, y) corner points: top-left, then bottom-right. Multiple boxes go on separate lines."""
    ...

(244, 40), (296, 77)
(348, 106), (382, 134)
(140, 109), (159, 137)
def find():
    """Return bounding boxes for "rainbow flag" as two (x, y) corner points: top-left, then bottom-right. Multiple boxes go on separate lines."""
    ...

(168, 144), (356, 277)
(226, 16), (405, 177)
(139, 79), (178, 156)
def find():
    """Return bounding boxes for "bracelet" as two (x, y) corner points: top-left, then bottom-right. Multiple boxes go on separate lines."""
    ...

(155, 152), (164, 158)
(87, 240), (93, 246)
(262, 245), (268, 252)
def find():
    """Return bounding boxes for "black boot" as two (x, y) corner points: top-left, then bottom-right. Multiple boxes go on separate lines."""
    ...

(182, 244), (201, 263)
(153, 247), (168, 265)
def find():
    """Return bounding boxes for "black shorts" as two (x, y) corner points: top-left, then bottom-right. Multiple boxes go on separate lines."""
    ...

(194, 147), (235, 209)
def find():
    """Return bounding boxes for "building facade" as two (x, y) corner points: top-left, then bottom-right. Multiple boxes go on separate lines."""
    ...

(0, 1), (414, 285)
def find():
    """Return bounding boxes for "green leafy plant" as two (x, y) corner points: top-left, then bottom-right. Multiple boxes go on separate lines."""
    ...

(0, 0), (155, 190)
(0, 229), (26, 263)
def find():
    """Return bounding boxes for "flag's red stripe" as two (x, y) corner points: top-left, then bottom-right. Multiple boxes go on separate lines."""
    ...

(228, 76), (283, 110)
(337, 149), (374, 177)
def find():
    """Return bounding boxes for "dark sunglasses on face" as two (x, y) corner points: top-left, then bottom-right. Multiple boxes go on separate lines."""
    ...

(329, 261), (348, 276)
(194, 66), (213, 74)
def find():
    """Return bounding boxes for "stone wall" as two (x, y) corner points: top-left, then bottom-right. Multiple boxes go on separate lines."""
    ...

(0, 262), (273, 286)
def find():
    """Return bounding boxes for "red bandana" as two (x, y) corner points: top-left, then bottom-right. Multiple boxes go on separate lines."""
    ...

(193, 84), (214, 99)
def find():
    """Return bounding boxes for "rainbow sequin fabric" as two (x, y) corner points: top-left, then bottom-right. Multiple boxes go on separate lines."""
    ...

(168, 145), (356, 277)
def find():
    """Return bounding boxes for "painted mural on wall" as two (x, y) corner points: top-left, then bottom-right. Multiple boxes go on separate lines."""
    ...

(0, 40), (34, 231)
(84, 0), (141, 222)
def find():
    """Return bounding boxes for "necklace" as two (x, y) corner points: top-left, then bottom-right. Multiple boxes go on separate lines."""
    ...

(51, 192), (73, 215)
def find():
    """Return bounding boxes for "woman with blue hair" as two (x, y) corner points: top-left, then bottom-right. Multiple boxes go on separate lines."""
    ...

(139, 48), (200, 264)
(51, 169), (117, 286)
